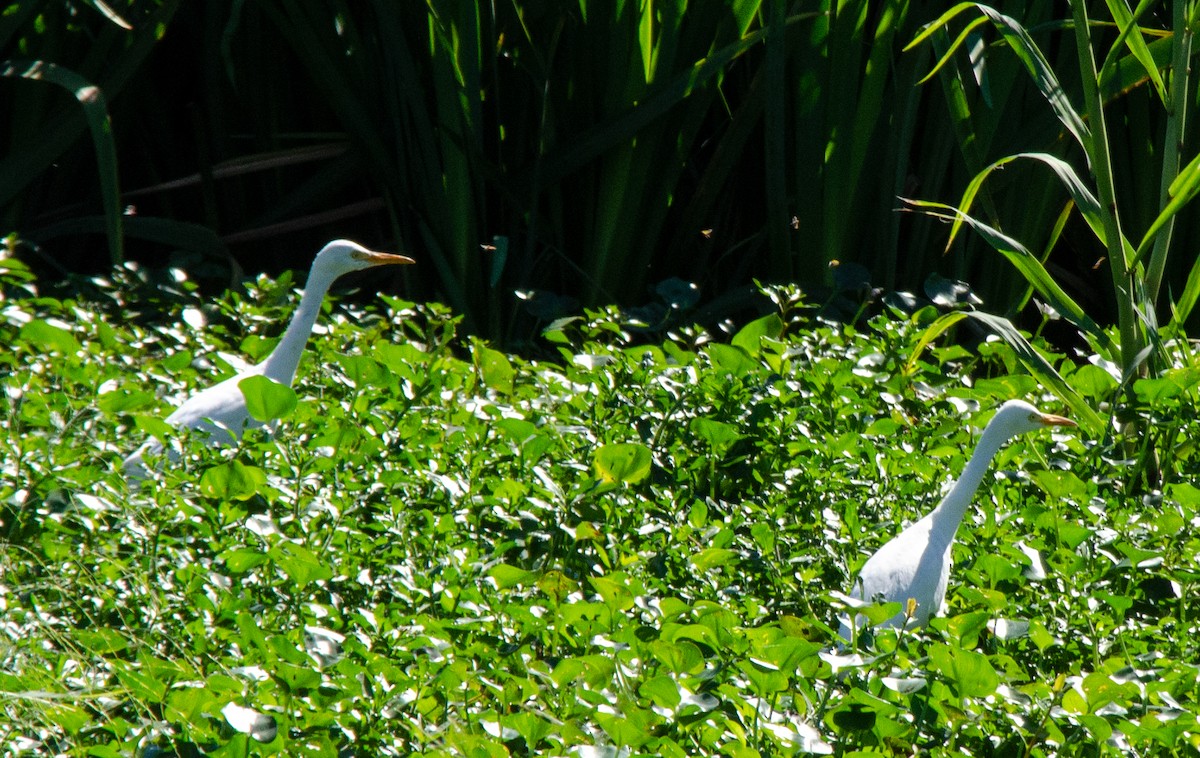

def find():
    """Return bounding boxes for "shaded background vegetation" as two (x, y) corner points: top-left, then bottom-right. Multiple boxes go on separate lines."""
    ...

(1, 0), (1196, 346)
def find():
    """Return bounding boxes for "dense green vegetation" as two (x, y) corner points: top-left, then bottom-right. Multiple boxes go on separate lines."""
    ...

(6, 1), (1200, 754)
(5, 1), (1200, 346)
(4, 256), (1199, 755)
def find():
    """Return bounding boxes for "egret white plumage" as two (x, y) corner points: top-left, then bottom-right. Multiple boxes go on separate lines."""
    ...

(123, 239), (414, 476)
(839, 399), (1075, 639)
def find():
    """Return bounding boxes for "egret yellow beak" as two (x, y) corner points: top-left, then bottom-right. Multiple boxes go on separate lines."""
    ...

(1039, 413), (1076, 427)
(354, 250), (416, 266)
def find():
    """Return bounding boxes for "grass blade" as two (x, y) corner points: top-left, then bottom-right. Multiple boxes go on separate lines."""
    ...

(902, 197), (1114, 357)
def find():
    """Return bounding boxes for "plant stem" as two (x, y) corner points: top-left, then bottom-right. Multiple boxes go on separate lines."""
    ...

(1069, 1), (1141, 379)
(1146, 0), (1194, 301)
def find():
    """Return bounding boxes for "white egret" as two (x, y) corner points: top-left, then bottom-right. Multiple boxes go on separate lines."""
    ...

(123, 239), (414, 476)
(839, 399), (1075, 638)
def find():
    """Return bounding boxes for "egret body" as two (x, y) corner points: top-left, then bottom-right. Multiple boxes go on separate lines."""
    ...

(840, 399), (1074, 638)
(123, 240), (413, 475)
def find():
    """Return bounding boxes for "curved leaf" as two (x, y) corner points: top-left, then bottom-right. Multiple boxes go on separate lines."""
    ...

(903, 198), (1113, 357)
(238, 375), (298, 423)
(593, 442), (653, 484)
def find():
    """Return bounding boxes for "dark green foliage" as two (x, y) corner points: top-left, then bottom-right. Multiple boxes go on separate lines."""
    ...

(2, 0), (1088, 345)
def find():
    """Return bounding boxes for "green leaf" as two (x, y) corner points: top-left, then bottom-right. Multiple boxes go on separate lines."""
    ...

(649, 639), (705, 675)
(19, 319), (81, 356)
(495, 418), (539, 445)
(690, 418), (743, 452)
(488, 564), (534, 590)
(589, 575), (635, 611)
(97, 386), (156, 414)
(639, 675), (681, 709)
(199, 461), (266, 501)
(114, 664), (168, 703)
(75, 628), (129, 656)
(337, 353), (387, 388)
(273, 662), (322, 691)
(473, 341), (515, 394)
(269, 542), (333, 586)
(690, 547), (739, 571)
(222, 548), (268, 574)
(705, 343), (759, 375)
(731, 313), (784, 354)
(1068, 364), (1118, 398)
(238, 374), (297, 422)
(927, 644), (999, 698)
(593, 442), (652, 484)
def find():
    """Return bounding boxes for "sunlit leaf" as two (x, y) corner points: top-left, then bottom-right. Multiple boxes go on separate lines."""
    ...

(593, 442), (652, 484)
(239, 375), (296, 424)
(200, 461), (266, 501)
(269, 542), (333, 586)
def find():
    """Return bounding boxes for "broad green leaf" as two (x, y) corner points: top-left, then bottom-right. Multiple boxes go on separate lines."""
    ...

(19, 319), (81, 356)
(1081, 671), (1136, 710)
(593, 442), (652, 484)
(114, 665), (167, 703)
(375, 342), (429, 376)
(537, 570), (577, 602)
(927, 644), (999, 698)
(473, 341), (515, 394)
(590, 575), (635, 611)
(97, 387), (156, 413)
(167, 686), (220, 723)
(238, 375), (297, 423)
(706, 343), (758, 375)
(1068, 364), (1118, 398)
(269, 542), (333, 586)
(649, 639), (705, 675)
(46, 704), (90, 735)
(730, 313), (784, 354)
(856, 601), (904, 627)
(75, 628), (129, 656)
(337, 353), (387, 388)
(639, 676), (681, 709)
(200, 461), (266, 501)
(690, 547), (738, 571)
(594, 707), (656, 748)
(272, 662), (322, 691)
(488, 564), (534, 590)
(236, 612), (270, 654)
(690, 417), (743, 451)
(495, 418), (539, 445)
(222, 548), (268, 574)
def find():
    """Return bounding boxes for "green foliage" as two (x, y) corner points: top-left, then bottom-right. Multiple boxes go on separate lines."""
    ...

(3, 261), (1200, 754)
(906, 2), (1200, 465)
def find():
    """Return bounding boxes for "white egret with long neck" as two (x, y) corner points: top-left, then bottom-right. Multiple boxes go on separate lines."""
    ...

(123, 240), (414, 476)
(839, 399), (1075, 638)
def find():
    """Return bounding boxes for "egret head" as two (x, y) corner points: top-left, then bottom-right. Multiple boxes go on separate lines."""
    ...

(992, 399), (1076, 436)
(313, 239), (416, 278)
